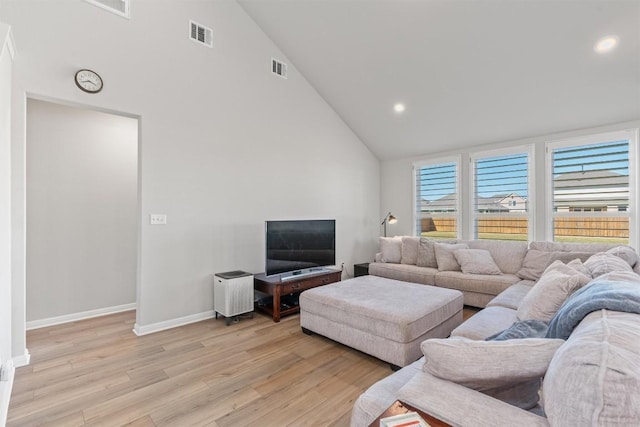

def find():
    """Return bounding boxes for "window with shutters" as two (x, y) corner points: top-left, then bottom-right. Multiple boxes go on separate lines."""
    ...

(547, 130), (637, 244)
(414, 157), (460, 239)
(471, 148), (532, 241)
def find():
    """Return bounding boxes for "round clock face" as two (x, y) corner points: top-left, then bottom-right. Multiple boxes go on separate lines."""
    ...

(75, 69), (103, 93)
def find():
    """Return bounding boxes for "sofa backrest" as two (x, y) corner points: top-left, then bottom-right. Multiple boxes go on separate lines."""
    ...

(529, 241), (624, 253)
(463, 240), (529, 275)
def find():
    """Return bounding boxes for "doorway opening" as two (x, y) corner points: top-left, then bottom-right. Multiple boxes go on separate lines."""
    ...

(25, 98), (139, 329)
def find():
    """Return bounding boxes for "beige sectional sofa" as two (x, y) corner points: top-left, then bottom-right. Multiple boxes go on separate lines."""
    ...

(352, 239), (640, 426)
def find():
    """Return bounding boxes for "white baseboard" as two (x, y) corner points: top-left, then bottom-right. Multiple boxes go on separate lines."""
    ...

(0, 360), (15, 427)
(133, 310), (215, 336)
(12, 350), (30, 368)
(26, 303), (136, 330)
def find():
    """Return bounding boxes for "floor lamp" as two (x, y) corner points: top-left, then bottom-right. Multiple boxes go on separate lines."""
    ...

(381, 212), (397, 237)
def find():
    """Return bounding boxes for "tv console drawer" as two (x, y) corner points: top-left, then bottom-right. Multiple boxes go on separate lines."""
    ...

(281, 272), (340, 293)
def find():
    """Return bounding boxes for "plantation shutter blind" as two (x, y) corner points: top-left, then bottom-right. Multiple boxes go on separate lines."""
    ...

(551, 140), (630, 242)
(415, 161), (458, 237)
(473, 152), (529, 240)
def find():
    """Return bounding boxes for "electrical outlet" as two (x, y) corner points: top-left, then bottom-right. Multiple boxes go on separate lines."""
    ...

(150, 214), (167, 225)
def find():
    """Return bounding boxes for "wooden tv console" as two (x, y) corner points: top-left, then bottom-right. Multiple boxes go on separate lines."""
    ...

(254, 269), (342, 322)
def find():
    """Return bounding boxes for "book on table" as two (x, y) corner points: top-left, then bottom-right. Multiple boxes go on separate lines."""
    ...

(380, 411), (430, 427)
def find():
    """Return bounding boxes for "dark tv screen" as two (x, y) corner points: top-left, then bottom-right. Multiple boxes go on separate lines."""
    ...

(266, 219), (336, 276)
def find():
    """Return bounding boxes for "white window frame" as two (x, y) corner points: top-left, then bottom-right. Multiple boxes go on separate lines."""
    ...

(413, 155), (462, 239)
(545, 129), (638, 247)
(469, 145), (535, 241)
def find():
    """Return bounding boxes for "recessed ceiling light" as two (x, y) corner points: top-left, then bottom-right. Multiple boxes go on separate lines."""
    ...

(594, 35), (619, 54)
(393, 103), (406, 113)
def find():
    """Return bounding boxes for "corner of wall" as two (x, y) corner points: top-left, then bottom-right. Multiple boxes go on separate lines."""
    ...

(0, 359), (16, 426)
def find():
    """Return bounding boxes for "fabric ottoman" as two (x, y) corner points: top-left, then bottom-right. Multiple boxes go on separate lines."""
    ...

(299, 275), (464, 367)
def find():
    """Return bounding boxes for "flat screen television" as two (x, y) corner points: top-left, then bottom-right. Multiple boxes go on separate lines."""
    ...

(265, 219), (336, 277)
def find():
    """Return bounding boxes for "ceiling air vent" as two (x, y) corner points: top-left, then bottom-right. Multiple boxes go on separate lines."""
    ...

(84, 0), (130, 19)
(190, 20), (213, 48)
(272, 58), (287, 79)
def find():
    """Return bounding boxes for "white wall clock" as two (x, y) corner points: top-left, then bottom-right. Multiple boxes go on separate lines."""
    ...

(74, 69), (103, 93)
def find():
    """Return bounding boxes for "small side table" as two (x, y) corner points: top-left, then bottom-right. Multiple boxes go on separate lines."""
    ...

(354, 262), (370, 277)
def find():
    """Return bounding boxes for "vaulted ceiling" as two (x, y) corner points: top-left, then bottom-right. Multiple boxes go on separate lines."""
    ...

(239, 0), (640, 160)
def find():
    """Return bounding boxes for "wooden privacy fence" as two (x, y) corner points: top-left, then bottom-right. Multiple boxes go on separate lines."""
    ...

(420, 216), (629, 238)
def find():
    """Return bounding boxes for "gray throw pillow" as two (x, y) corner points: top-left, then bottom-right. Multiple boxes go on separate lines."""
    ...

(434, 243), (469, 271)
(422, 337), (564, 409)
(584, 253), (633, 278)
(517, 260), (592, 322)
(401, 236), (420, 265)
(453, 249), (502, 275)
(379, 236), (402, 263)
(416, 238), (437, 267)
(517, 250), (594, 281)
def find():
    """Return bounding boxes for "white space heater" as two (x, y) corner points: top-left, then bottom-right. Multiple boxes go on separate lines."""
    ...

(214, 270), (254, 325)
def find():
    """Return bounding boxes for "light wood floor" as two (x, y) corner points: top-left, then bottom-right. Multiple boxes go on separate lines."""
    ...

(9, 308), (478, 426)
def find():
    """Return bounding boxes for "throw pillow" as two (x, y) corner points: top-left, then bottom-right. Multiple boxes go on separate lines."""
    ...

(517, 260), (592, 322)
(566, 258), (591, 277)
(416, 238), (437, 268)
(517, 250), (594, 281)
(422, 337), (564, 409)
(434, 243), (469, 271)
(453, 249), (502, 275)
(584, 252), (633, 278)
(606, 246), (639, 268)
(400, 236), (420, 265)
(379, 236), (402, 263)
(486, 320), (549, 341)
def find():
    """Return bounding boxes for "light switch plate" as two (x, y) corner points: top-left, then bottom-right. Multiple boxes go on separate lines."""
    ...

(150, 214), (167, 225)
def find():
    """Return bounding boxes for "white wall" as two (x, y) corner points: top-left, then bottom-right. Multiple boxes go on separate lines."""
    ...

(382, 120), (640, 247)
(26, 99), (138, 322)
(2, 0), (380, 337)
(0, 22), (13, 364)
(0, 21), (15, 426)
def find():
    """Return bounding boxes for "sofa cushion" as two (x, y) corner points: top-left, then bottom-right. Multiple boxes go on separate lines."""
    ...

(466, 240), (529, 275)
(379, 236), (402, 263)
(400, 236), (420, 265)
(368, 262), (437, 286)
(487, 282), (534, 310)
(516, 250), (594, 281)
(606, 246), (639, 268)
(451, 306), (519, 340)
(435, 271), (519, 295)
(584, 252), (633, 278)
(543, 310), (640, 426)
(435, 243), (469, 271)
(453, 249), (502, 275)
(422, 337), (564, 409)
(517, 260), (592, 322)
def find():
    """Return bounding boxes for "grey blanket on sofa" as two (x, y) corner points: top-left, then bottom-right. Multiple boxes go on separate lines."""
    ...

(546, 280), (640, 340)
